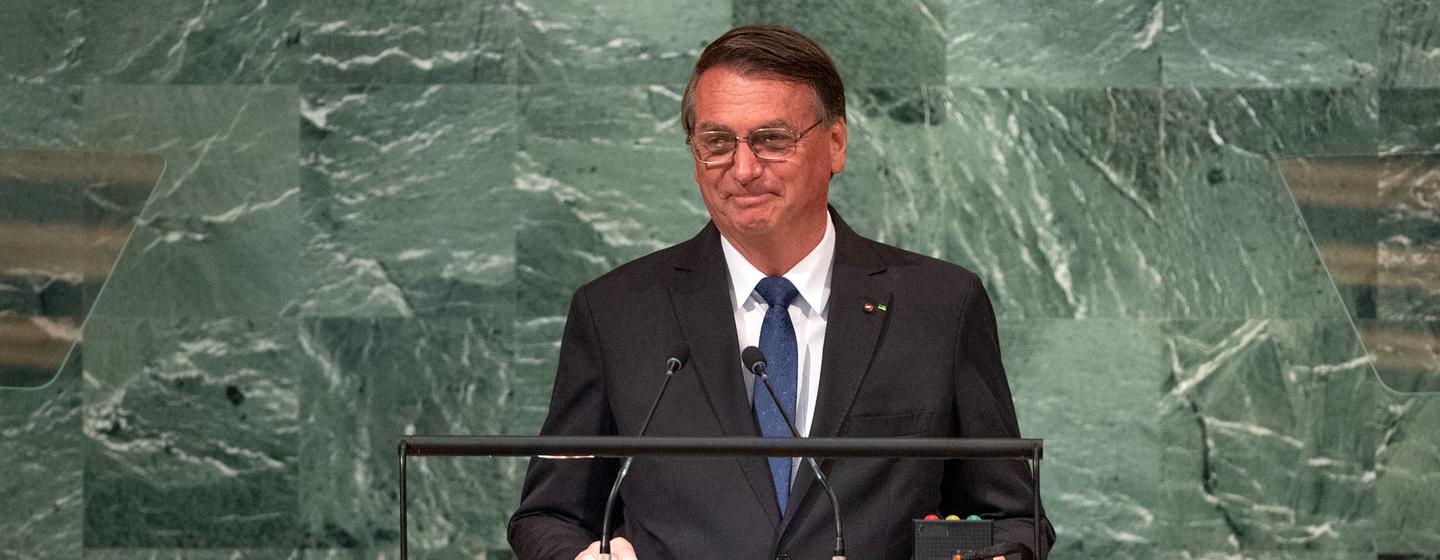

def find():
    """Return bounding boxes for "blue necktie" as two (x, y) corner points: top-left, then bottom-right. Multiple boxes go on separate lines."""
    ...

(753, 276), (800, 515)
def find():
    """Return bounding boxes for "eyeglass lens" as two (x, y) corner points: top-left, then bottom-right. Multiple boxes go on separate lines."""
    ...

(691, 128), (803, 163)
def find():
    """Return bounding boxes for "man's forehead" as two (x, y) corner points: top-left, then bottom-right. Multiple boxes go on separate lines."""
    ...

(692, 67), (819, 116)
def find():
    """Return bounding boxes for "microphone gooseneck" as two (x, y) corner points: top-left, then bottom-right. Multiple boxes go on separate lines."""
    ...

(742, 346), (846, 560)
(599, 345), (690, 558)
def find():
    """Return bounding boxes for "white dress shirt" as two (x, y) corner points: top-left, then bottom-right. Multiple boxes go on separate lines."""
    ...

(719, 214), (836, 445)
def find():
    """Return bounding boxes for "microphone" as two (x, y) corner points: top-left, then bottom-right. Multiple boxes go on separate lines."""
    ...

(598, 344), (690, 559)
(742, 346), (846, 560)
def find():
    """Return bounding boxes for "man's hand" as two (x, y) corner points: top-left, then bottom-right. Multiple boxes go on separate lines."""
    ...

(574, 537), (637, 560)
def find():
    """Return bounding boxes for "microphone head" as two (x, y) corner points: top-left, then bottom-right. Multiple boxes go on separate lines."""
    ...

(741, 346), (767, 377)
(666, 343), (691, 373)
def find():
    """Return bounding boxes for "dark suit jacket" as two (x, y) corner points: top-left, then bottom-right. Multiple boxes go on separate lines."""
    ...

(508, 210), (1054, 559)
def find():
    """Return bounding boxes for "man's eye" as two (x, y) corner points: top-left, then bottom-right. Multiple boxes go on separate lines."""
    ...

(753, 130), (795, 148)
(701, 135), (734, 150)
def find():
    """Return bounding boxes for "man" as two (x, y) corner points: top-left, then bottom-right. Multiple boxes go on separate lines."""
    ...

(508, 25), (1053, 560)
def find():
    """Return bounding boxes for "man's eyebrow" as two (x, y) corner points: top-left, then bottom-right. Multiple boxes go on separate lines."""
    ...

(695, 119), (793, 132)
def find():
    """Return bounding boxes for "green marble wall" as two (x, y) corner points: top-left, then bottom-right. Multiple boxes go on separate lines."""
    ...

(2, 1), (1438, 558)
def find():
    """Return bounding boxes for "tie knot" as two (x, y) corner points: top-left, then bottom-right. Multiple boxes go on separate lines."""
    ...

(755, 276), (800, 308)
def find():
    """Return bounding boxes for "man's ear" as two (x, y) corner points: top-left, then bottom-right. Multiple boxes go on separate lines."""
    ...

(829, 117), (847, 175)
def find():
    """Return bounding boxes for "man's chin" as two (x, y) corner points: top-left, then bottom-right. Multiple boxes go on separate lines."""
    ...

(723, 211), (780, 234)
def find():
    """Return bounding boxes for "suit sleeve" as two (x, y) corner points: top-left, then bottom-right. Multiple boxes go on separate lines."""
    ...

(940, 276), (1056, 558)
(507, 286), (623, 559)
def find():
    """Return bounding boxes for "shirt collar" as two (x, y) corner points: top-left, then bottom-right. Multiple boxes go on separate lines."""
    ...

(719, 213), (836, 314)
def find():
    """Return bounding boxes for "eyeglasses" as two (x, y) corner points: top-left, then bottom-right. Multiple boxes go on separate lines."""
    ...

(687, 120), (824, 164)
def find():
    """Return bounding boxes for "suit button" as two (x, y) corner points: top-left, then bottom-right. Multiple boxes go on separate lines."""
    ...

(775, 555), (790, 560)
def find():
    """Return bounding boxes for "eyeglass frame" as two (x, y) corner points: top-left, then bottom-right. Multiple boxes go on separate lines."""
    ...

(685, 119), (826, 164)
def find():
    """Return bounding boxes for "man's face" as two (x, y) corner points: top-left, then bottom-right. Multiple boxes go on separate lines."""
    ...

(689, 67), (846, 239)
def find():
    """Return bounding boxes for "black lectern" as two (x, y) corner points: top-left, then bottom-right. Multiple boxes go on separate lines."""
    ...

(397, 436), (1043, 559)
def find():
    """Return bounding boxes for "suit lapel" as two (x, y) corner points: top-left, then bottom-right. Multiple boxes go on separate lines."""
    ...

(779, 212), (891, 533)
(668, 223), (781, 529)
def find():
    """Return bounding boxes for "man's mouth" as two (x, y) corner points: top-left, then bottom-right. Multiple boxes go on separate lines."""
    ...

(728, 191), (773, 203)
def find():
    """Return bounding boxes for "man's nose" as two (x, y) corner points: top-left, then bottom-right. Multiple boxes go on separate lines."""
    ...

(730, 141), (762, 184)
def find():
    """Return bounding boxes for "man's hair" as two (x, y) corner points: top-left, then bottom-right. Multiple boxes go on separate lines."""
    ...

(680, 25), (846, 136)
